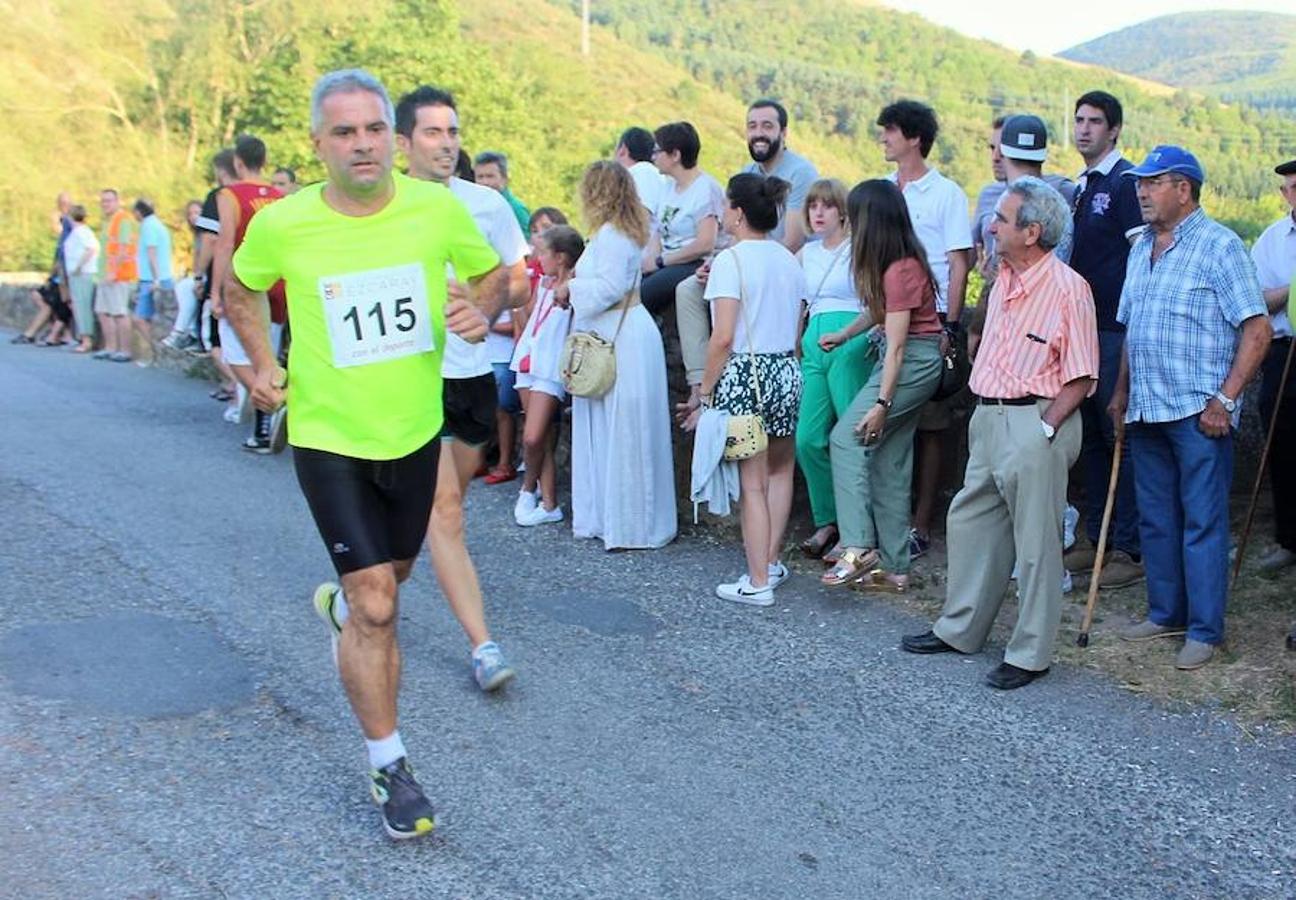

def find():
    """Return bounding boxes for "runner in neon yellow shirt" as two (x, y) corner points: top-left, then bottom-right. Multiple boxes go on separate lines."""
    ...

(223, 69), (505, 842)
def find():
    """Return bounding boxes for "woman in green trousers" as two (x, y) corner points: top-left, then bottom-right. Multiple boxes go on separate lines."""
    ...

(794, 179), (876, 559)
(821, 180), (944, 592)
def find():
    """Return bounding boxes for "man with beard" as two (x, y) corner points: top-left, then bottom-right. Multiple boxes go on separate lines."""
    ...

(675, 98), (819, 415)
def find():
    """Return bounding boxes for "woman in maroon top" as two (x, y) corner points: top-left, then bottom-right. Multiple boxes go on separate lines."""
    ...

(821, 180), (945, 591)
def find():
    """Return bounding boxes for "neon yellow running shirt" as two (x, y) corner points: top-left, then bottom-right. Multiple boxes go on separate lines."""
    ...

(234, 173), (499, 460)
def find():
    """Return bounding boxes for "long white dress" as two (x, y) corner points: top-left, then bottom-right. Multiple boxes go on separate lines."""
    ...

(568, 224), (678, 549)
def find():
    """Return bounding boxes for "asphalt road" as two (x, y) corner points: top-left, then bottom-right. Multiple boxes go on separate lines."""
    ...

(2, 334), (1294, 900)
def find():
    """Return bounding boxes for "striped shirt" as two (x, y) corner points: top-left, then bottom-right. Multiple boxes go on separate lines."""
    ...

(970, 250), (1098, 400)
(1117, 208), (1266, 425)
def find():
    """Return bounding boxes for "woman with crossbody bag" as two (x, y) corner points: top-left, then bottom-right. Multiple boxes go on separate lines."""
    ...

(794, 178), (877, 562)
(682, 173), (805, 606)
(553, 161), (677, 550)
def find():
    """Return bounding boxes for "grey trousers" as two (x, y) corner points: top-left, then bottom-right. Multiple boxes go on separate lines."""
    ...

(933, 400), (1082, 671)
(675, 273), (710, 386)
(828, 337), (943, 573)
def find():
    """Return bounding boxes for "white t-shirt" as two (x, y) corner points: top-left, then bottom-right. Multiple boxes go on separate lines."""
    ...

(799, 238), (859, 318)
(485, 308), (515, 365)
(510, 281), (571, 383)
(443, 177), (528, 379)
(62, 223), (100, 277)
(887, 168), (972, 314)
(629, 161), (668, 230)
(658, 172), (724, 254)
(704, 240), (805, 354)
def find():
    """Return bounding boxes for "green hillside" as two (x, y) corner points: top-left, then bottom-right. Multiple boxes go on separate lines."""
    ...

(1059, 11), (1296, 117)
(2, 0), (1294, 271)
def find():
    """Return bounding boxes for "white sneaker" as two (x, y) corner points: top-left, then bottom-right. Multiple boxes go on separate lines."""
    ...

(222, 404), (241, 424)
(716, 575), (774, 607)
(518, 504), (563, 527)
(767, 561), (790, 589)
(514, 488), (538, 524)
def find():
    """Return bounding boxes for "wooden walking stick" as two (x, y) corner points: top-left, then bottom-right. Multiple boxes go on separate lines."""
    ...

(1077, 419), (1125, 648)
(1233, 336), (1296, 587)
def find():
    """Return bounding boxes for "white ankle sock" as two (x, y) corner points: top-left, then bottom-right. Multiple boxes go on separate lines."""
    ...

(333, 587), (349, 625)
(366, 731), (406, 770)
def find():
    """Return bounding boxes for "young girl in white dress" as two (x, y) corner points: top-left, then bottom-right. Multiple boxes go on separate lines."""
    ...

(510, 225), (585, 526)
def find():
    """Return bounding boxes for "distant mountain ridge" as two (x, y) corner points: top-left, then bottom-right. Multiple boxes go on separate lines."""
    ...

(1059, 11), (1296, 117)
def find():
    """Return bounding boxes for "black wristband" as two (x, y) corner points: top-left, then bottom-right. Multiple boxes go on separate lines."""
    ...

(876, 397), (892, 409)
(655, 255), (665, 270)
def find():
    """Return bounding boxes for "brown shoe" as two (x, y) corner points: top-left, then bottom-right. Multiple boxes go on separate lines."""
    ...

(1063, 542), (1097, 573)
(1098, 551), (1145, 589)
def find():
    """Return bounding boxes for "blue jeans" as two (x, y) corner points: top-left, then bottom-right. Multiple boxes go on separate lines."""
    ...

(492, 362), (521, 414)
(1129, 417), (1233, 645)
(1080, 330), (1139, 553)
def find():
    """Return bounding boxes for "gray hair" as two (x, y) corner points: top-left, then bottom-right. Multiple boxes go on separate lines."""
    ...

(474, 150), (509, 178)
(310, 68), (395, 134)
(1006, 176), (1070, 252)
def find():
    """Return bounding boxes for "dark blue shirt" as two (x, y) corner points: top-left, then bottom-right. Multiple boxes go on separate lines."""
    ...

(52, 214), (72, 283)
(1070, 151), (1143, 332)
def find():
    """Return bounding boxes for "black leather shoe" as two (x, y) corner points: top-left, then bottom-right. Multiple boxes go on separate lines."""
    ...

(985, 662), (1048, 690)
(900, 630), (957, 654)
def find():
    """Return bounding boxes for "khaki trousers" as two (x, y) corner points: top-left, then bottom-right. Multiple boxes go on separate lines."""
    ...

(675, 273), (710, 386)
(933, 400), (1081, 671)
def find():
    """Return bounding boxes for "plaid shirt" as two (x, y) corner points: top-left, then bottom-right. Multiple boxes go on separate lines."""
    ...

(1117, 208), (1265, 425)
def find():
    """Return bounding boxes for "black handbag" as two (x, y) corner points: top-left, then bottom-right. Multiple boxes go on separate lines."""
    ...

(930, 330), (971, 402)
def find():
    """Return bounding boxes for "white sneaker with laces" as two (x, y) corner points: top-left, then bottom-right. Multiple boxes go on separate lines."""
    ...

(514, 488), (538, 524)
(519, 504), (564, 527)
(767, 561), (790, 589)
(716, 575), (774, 607)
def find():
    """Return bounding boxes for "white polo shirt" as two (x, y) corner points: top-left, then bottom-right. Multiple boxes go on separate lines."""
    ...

(1250, 211), (1296, 339)
(887, 167), (972, 315)
(443, 176), (528, 379)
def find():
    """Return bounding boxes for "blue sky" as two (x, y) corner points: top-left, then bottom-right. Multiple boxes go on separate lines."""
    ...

(883, 0), (1294, 55)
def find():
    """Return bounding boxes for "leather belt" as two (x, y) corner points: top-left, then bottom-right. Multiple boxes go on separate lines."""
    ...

(977, 396), (1040, 406)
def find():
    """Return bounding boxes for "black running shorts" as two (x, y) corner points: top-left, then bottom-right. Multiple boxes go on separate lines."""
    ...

(293, 436), (441, 575)
(441, 373), (497, 447)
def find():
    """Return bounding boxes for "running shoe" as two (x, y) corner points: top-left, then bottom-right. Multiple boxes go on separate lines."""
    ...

(92, 349), (112, 359)
(312, 581), (342, 666)
(110, 352), (131, 363)
(370, 758), (437, 840)
(907, 529), (930, 560)
(716, 575), (774, 607)
(472, 641), (516, 692)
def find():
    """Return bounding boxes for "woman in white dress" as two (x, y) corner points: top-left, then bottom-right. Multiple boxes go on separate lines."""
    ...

(553, 161), (677, 549)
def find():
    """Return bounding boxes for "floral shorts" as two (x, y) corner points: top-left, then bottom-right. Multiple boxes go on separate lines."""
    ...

(714, 352), (802, 438)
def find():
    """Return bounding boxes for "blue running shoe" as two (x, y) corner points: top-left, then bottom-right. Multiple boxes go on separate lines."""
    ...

(472, 641), (516, 692)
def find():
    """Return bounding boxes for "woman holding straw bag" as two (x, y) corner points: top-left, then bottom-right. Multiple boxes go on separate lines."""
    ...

(682, 173), (805, 606)
(555, 161), (677, 550)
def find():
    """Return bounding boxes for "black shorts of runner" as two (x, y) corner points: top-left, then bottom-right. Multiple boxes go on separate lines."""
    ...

(442, 373), (497, 447)
(39, 280), (73, 325)
(293, 435), (441, 576)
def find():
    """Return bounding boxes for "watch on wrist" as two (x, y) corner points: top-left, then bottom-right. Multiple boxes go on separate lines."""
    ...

(876, 397), (893, 410)
(1213, 391), (1237, 413)
(1040, 420), (1056, 441)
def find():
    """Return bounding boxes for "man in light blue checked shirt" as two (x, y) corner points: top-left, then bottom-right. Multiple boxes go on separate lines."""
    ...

(1109, 145), (1271, 671)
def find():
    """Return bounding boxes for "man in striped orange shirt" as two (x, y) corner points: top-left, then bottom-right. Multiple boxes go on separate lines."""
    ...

(902, 177), (1099, 690)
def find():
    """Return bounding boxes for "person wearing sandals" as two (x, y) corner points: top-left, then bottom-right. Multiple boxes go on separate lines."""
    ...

(63, 205), (100, 353)
(682, 173), (805, 606)
(559, 161), (677, 550)
(821, 180), (944, 594)
(794, 178), (876, 561)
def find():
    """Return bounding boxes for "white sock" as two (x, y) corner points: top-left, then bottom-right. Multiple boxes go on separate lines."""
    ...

(366, 731), (406, 770)
(472, 640), (495, 659)
(333, 587), (349, 625)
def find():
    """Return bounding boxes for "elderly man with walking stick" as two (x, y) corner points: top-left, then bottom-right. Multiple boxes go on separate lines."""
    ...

(1109, 147), (1270, 671)
(900, 177), (1098, 691)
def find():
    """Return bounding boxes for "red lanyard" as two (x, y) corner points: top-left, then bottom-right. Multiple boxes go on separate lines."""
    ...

(531, 285), (560, 337)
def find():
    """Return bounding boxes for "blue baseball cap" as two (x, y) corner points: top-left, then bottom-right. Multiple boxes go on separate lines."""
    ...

(1123, 145), (1206, 184)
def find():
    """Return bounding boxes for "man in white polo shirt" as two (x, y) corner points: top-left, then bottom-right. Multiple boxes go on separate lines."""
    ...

(877, 99), (972, 557)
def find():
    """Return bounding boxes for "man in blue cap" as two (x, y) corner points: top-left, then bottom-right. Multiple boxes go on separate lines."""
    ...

(1108, 145), (1270, 670)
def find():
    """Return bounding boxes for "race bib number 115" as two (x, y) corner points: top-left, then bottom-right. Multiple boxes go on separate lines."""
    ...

(319, 263), (435, 368)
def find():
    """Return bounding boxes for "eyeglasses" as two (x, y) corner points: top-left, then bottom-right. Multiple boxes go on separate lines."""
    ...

(1138, 174), (1182, 189)
(650, 146), (663, 156)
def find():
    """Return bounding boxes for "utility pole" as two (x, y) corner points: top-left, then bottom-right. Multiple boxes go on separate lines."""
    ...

(582, 0), (590, 56)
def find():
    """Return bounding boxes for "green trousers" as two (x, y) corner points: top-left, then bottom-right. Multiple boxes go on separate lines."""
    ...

(829, 336), (942, 573)
(795, 312), (877, 527)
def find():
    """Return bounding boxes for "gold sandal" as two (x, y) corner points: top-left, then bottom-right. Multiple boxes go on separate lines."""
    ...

(820, 548), (880, 586)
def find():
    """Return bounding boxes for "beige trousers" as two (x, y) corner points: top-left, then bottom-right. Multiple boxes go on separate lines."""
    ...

(675, 273), (710, 386)
(933, 400), (1082, 671)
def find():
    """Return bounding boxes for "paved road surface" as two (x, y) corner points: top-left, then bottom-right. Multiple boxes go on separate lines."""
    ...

(1, 335), (1293, 899)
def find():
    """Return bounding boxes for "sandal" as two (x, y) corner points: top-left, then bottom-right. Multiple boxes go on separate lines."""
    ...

(820, 548), (880, 586)
(822, 541), (844, 567)
(210, 387), (235, 402)
(800, 525), (839, 559)
(850, 569), (909, 594)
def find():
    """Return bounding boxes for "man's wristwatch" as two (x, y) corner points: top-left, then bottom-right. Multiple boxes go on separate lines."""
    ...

(1040, 420), (1056, 441)
(876, 397), (892, 409)
(655, 255), (665, 271)
(1213, 391), (1237, 413)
